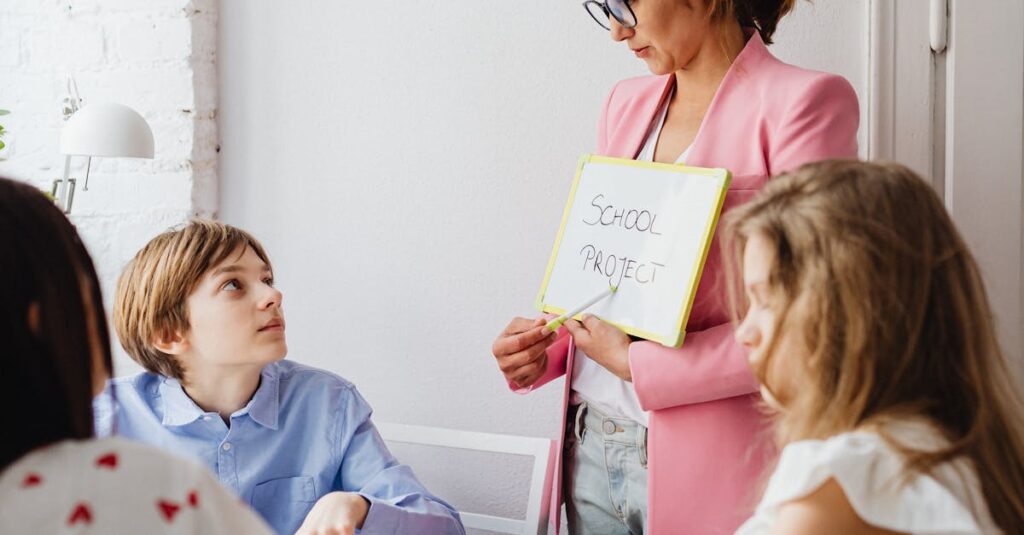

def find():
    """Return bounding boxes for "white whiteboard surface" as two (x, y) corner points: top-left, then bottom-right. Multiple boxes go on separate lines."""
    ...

(535, 155), (730, 347)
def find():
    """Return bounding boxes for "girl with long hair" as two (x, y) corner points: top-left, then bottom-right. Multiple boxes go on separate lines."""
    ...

(727, 160), (1024, 534)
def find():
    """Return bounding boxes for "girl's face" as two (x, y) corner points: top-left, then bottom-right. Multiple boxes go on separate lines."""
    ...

(609, 0), (715, 75)
(735, 232), (804, 408)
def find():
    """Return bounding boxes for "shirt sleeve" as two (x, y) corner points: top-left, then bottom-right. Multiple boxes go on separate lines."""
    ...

(91, 382), (116, 437)
(334, 387), (465, 535)
(758, 434), (986, 534)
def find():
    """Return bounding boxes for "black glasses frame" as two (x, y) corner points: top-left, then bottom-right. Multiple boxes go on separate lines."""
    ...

(582, 0), (637, 31)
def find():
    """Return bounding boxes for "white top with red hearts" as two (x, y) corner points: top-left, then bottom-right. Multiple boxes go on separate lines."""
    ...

(0, 437), (272, 534)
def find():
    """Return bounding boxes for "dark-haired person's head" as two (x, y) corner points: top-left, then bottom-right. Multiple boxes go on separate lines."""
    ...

(0, 177), (113, 471)
(583, 0), (801, 75)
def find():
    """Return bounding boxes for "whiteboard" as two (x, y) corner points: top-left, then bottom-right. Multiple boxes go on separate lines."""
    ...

(535, 154), (730, 347)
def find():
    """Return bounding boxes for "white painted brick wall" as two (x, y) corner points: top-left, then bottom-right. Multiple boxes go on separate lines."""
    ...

(0, 0), (219, 372)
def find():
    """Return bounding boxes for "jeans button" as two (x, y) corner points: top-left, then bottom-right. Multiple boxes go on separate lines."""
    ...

(602, 420), (616, 434)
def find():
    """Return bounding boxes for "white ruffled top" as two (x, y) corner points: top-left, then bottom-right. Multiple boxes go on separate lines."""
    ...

(736, 421), (1000, 534)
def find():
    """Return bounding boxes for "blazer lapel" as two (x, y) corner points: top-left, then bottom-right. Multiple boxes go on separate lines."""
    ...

(608, 74), (674, 159)
(686, 30), (770, 167)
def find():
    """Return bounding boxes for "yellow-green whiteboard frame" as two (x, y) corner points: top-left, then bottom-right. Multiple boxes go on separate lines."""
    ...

(534, 154), (731, 348)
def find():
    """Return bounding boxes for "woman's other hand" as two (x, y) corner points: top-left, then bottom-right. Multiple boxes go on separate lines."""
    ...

(564, 314), (632, 381)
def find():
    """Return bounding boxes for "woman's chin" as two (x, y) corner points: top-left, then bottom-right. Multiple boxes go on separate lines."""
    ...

(643, 60), (673, 76)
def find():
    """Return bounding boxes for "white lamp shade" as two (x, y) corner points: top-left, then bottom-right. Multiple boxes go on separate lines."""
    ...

(60, 102), (154, 158)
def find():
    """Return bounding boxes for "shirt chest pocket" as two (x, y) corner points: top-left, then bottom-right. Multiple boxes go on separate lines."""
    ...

(251, 476), (317, 533)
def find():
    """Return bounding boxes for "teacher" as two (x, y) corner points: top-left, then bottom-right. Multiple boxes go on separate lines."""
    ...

(491, 1), (858, 533)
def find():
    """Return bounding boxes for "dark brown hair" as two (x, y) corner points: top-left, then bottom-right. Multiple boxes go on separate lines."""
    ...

(706, 0), (799, 44)
(724, 160), (1024, 531)
(0, 177), (113, 471)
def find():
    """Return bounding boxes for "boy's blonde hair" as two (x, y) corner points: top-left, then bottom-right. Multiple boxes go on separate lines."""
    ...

(724, 160), (1024, 530)
(114, 219), (272, 379)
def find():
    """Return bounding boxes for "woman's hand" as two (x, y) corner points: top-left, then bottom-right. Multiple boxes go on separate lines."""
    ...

(492, 317), (557, 388)
(294, 491), (369, 535)
(564, 314), (632, 381)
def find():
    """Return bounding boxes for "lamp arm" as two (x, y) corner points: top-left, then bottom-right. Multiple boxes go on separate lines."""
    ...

(53, 155), (76, 214)
(82, 156), (92, 191)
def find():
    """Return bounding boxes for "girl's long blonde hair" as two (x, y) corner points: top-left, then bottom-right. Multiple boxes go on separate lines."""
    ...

(723, 160), (1024, 531)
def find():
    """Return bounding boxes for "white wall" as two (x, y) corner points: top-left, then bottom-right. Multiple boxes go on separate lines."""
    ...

(218, 0), (868, 520)
(0, 0), (218, 375)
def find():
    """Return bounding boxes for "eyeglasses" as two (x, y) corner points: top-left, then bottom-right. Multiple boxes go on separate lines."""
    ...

(583, 0), (637, 31)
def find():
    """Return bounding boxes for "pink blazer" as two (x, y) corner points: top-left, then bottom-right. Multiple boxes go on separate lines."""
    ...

(517, 32), (859, 534)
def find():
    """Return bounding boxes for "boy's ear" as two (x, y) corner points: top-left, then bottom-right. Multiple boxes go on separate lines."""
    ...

(151, 328), (190, 356)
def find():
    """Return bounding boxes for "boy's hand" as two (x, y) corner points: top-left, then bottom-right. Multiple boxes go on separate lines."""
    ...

(294, 492), (370, 535)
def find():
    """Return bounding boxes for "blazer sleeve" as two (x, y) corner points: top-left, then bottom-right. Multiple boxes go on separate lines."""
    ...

(769, 73), (861, 175)
(629, 324), (757, 411)
(629, 73), (860, 412)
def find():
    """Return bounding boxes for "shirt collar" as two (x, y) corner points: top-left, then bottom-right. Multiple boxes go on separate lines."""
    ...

(158, 365), (281, 430)
(244, 365), (280, 430)
(159, 377), (206, 427)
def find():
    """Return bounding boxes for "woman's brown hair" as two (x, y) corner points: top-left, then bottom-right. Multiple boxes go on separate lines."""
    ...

(706, 0), (799, 44)
(0, 177), (114, 471)
(723, 160), (1024, 530)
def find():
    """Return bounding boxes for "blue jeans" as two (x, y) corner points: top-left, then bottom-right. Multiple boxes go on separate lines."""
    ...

(563, 402), (648, 535)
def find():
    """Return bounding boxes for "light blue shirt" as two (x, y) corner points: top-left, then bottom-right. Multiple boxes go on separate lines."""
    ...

(95, 360), (464, 535)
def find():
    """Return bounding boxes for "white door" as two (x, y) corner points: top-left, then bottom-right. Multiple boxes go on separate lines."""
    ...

(878, 0), (1023, 376)
(944, 0), (1023, 372)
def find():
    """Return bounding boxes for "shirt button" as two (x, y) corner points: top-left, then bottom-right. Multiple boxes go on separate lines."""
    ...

(602, 420), (616, 434)
(202, 415), (212, 421)
(222, 442), (232, 451)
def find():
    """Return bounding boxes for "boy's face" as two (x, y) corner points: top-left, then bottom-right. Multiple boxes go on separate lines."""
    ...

(179, 245), (287, 370)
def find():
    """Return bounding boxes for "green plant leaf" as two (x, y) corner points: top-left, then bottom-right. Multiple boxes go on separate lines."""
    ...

(0, 141), (5, 150)
(0, 109), (9, 116)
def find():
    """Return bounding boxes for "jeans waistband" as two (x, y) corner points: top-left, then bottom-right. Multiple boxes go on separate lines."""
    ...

(572, 402), (648, 465)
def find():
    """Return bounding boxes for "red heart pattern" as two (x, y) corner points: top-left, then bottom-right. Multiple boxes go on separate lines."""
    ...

(17, 450), (214, 529)
(157, 499), (181, 523)
(95, 452), (118, 469)
(67, 502), (93, 526)
(21, 473), (42, 488)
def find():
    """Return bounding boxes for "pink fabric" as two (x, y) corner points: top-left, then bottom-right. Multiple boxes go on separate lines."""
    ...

(514, 32), (859, 534)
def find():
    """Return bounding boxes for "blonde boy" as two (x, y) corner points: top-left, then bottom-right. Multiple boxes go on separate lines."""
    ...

(96, 220), (463, 535)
